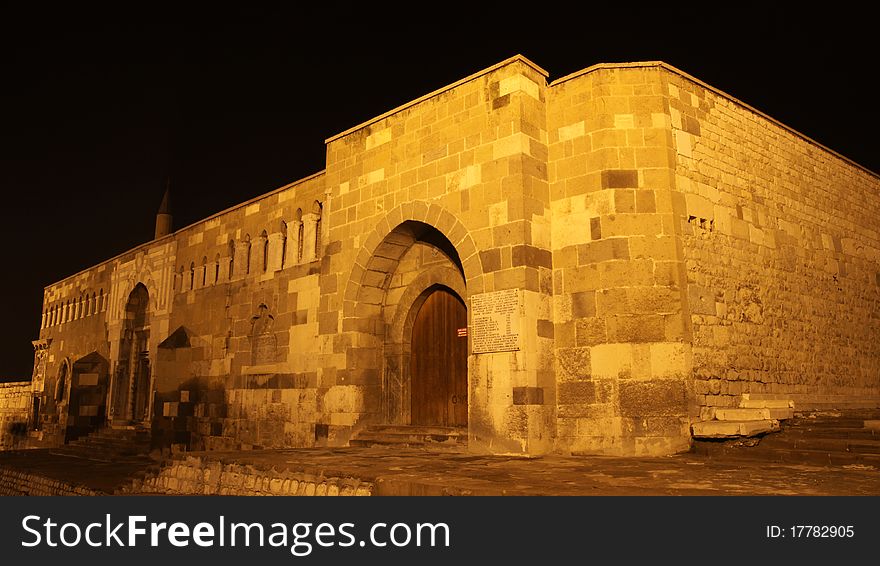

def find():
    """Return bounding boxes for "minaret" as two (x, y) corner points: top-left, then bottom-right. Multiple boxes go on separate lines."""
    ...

(155, 178), (173, 239)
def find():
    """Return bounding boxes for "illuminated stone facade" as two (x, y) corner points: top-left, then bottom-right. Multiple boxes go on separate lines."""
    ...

(24, 56), (880, 457)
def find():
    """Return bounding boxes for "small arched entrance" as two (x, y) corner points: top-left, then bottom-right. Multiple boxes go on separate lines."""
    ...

(410, 287), (468, 427)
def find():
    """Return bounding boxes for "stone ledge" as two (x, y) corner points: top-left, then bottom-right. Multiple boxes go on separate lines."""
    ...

(715, 407), (794, 421)
(692, 419), (780, 439)
(739, 398), (794, 409)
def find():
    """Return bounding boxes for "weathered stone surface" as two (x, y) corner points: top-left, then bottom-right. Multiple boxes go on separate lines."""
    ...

(691, 419), (779, 438)
(715, 407), (793, 421)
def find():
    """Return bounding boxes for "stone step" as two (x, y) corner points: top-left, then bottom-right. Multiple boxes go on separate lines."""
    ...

(692, 420), (780, 438)
(787, 417), (871, 429)
(362, 425), (466, 437)
(74, 436), (149, 446)
(350, 425), (467, 449)
(740, 394), (798, 402)
(774, 426), (879, 441)
(351, 432), (466, 445)
(695, 444), (880, 468)
(714, 407), (793, 421)
(759, 435), (880, 454)
(739, 399), (794, 409)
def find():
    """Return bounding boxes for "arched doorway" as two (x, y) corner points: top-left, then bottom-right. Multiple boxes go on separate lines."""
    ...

(112, 284), (151, 423)
(410, 287), (468, 427)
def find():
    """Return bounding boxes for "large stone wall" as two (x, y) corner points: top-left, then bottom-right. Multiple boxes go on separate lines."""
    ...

(152, 173), (327, 450)
(0, 382), (30, 450)
(667, 67), (880, 411)
(547, 65), (693, 456)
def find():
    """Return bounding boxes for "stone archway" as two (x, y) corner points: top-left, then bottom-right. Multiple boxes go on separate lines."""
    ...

(339, 203), (483, 432)
(110, 283), (151, 424)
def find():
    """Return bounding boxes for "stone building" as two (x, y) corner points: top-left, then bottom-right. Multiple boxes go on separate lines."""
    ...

(23, 56), (880, 457)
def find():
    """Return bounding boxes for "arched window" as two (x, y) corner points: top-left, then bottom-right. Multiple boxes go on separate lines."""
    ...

(55, 362), (68, 402)
(260, 230), (269, 272)
(85, 294), (91, 316)
(178, 266), (185, 292)
(313, 200), (323, 255)
(228, 240), (236, 278)
(202, 256), (208, 287)
(295, 208), (304, 263)
(99, 289), (105, 312)
(214, 254), (221, 284)
(91, 292), (97, 315)
(189, 262), (195, 290)
(280, 220), (288, 268)
(244, 234), (251, 274)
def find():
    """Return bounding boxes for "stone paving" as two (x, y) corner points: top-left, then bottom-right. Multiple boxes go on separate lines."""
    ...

(2, 443), (878, 496)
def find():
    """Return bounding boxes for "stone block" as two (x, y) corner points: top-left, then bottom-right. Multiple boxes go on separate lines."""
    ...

(715, 407), (793, 421)
(578, 238), (630, 264)
(512, 387), (544, 405)
(738, 398), (794, 409)
(635, 190), (656, 213)
(618, 379), (687, 417)
(601, 169), (639, 189)
(511, 245), (552, 269)
(605, 315), (665, 343)
(575, 317), (607, 346)
(317, 311), (339, 335)
(570, 291), (596, 318)
(691, 419), (779, 438)
(557, 381), (595, 405)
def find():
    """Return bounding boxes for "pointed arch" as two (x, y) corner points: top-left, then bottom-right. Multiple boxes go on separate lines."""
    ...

(111, 283), (151, 422)
(295, 208), (304, 263)
(260, 230), (269, 273)
(244, 234), (252, 274)
(280, 220), (288, 268)
(313, 200), (323, 257)
(336, 202), (482, 426)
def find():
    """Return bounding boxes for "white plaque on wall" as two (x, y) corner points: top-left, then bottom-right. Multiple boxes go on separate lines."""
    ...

(471, 289), (521, 353)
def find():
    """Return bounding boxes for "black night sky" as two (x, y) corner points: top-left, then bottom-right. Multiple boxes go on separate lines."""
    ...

(1, 4), (875, 379)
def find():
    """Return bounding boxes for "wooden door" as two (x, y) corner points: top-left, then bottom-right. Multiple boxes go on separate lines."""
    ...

(411, 288), (468, 427)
